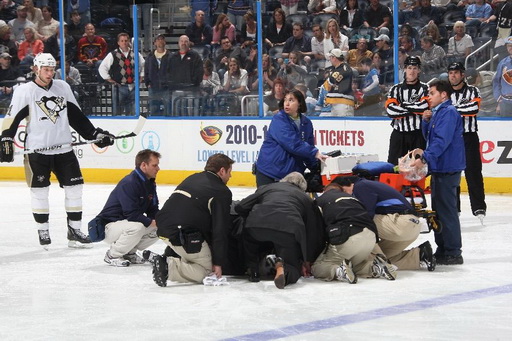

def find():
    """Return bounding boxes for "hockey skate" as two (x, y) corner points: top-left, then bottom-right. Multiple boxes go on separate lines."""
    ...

(474, 209), (486, 226)
(38, 229), (51, 250)
(152, 255), (168, 287)
(67, 226), (93, 249)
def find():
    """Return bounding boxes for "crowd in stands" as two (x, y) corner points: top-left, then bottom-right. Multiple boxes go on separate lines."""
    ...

(0, 0), (509, 116)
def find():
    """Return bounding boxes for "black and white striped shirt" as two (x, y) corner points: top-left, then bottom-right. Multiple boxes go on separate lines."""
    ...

(450, 83), (480, 133)
(385, 80), (429, 132)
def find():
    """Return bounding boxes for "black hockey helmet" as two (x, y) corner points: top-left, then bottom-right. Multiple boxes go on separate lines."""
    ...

(404, 56), (421, 67)
(447, 61), (465, 72)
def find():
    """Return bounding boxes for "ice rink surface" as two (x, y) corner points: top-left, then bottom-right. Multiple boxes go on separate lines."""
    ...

(1, 180), (511, 341)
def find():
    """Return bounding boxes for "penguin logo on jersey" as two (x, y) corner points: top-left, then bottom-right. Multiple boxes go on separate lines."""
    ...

(36, 96), (66, 124)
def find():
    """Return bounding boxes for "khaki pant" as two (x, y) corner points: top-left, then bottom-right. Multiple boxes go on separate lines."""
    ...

(312, 228), (376, 280)
(163, 240), (212, 284)
(373, 214), (421, 270)
(104, 220), (158, 258)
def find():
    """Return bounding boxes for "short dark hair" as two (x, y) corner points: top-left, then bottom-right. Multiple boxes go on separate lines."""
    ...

(429, 79), (453, 97)
(361, 57), (372, 66)
(135, 149), (161, 168)
(292, 22), (304, 30)
(311, 24), (323, 31)
(331, 175), (358, 187)
(279, 89), (307, 114)
(204, 153), (235, 173)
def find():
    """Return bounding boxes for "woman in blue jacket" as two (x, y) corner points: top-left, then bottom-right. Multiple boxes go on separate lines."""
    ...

(255, 89), (327, 187)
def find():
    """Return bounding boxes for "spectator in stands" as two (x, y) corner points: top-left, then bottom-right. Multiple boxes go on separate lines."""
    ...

(347, 37), (373, 73)
(277, 51), (308, 89)
(77, 23), (107, 72)
(214, 35), (247, 78)
(279, 0), (300, 16)
(373, 34), (393, 84)
(190, 0), (217, 26)
(144, 34), (172, 116)
(487, 0), (512, 47)
(363, 0), (392, 34)
(357, 57), (382, 116)
(308, 0), (337, 15)
(211, 13), (236, 45)
(227, 0), (251, 31)
(0, 25), (19, 65)
(264, 77), (286, 115)
(410, 0), (443, 27)
(66, 0), (90, 27)
(340, 0), (364, 32)
(398, 47), (408, 82)
(465, 0), (494, 32)
(420, 36), (446, 77)
(399, 24), (418, 47)
(168, 35), (203, 89)
(400, 35), (420, 56)
(0, 52), (22, 103)
(493, 36), (512, 116)
(294, 82), (318, 115)
(18, 26), (43, 65)
(282, 22), (312, 60)
(447, 21), (474, 64)
(23, 0), (41, 27)
(250, 53), (277, 92)
(310, 24), (325, 62)
(55, 59), (81, 85)
(244, 44), (259, 89)
(222, 57), (249, 95)
(0, 0), (17, 22)
(264, 8), (293, 49)
(420, 21), (443, 46)
(371, 52), (386, 85)
(99, 32), (145, 115)
(240, 9), (257, 49)
(323, 18), (349, 68)
(67, 10), (84, 43)
(37, 5), (58, 41)
(321, 48), (355, 116)
(8, 5), (35, 43)
(200, 58), (221, 95)
(186, 10), (213, 47)
(44, 23), (76, 63)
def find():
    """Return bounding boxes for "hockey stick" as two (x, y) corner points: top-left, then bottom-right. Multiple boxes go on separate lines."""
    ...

(19, 113), (148, 154)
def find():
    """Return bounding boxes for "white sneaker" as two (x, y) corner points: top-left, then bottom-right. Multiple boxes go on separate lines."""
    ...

(104, 250), (130, 267)
(372, 254), (397, 280)
(123, 252), (146, 264)
(335, 259), (357, 284)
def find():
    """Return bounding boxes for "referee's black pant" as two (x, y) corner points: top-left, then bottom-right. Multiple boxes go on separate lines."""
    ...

(387, 130), (426, 165)
(457, 132), (486, 215)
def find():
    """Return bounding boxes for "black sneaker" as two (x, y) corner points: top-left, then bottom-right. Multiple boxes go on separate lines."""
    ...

(248, 269), (260, 283)
(38, 229), (51, 246)
(152, 255), (169, 287)
(437, 255), (463, 265)
(419, 241), (436, 271)
(142, 250), (159, 264)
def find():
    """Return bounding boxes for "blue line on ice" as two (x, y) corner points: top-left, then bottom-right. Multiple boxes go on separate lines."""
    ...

(221, 283), (512, 341)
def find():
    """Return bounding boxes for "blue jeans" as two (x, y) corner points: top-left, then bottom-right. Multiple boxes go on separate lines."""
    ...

(432, 171), (463, 257)
(113, 84), (134, 115)
(148, 87), (171, 116)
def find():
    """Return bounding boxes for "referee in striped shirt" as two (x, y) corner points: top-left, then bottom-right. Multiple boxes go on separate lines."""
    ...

(385, 56), (429, 165)
(447, 62), (487, 222)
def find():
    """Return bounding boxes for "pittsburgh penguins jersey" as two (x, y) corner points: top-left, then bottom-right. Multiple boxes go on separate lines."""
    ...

(385, 80), (429, 132)
(450, 83), (481, 133)
(1, 79), (96, 155)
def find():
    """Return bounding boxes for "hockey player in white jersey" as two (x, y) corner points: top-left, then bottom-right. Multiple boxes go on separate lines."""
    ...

(0, 53), (115, 249)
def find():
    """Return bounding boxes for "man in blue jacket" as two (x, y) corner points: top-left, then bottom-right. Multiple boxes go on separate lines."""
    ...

(412, 79), (466, 265)
(98, 149), (161, 267)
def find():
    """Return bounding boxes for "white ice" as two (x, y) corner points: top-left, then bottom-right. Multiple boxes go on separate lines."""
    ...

(1, 181), (512, 340)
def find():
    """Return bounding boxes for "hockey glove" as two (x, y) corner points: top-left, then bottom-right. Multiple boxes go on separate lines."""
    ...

(0, 136), (14, 162)
(93, 128), (115, 149)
